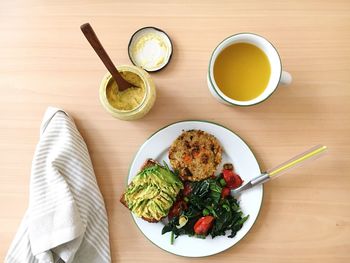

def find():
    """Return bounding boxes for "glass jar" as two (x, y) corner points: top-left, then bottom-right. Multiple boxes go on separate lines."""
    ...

(99, 65), (156, 120)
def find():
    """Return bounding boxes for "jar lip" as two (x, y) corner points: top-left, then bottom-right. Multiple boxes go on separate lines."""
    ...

(104, 65), (149, 113)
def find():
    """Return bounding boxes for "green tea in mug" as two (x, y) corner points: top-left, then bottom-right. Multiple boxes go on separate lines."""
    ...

(213, 43), (271, 101)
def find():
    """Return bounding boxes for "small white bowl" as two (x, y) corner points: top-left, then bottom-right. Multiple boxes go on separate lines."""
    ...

(128, 27), (173, 72)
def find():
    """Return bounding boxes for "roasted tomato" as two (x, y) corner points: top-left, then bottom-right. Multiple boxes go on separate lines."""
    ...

(194, 216), (215, 235)
(182, 182), (192, 196)
(168, 199), (187, 219)
(222, 169), (243, 189)
(221, 187), (231, 198)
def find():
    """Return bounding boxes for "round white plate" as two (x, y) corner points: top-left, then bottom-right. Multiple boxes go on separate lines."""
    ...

(128, 120), (263, 257)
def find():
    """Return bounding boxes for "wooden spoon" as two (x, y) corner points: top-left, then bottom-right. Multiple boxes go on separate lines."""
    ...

(81, 23), (133, 92)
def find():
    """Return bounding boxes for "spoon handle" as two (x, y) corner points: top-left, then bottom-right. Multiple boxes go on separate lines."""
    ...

(80, 23), (130, 91)
(231, 145), (327, 195)
(267, 145), (327, 178)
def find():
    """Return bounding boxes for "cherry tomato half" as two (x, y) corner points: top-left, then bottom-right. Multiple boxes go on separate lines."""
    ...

(182, 182), (192, 196)
(194, 216), (215, 235)
(168, 199), (187, 219)
(222, 169), (243, 189)
(221, 187), (231, 198)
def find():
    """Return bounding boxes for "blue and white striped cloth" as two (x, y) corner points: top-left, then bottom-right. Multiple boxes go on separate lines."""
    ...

(5, 107), (111, 263)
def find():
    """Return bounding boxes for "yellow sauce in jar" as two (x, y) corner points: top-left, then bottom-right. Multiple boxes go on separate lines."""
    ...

(99, 65), (156, 121)
(106, 71), (145, 111)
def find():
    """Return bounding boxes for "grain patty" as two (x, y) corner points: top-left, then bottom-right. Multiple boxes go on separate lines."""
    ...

(168, 130), (222, 181)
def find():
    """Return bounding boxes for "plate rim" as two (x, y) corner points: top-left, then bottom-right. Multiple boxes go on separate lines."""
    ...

(126, 119), (263, 257)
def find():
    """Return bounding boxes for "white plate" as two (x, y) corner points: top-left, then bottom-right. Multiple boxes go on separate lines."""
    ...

(128, 120), (263, 257)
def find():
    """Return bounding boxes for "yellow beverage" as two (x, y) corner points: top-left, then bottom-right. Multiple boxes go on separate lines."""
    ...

(213, 43), (271, 101)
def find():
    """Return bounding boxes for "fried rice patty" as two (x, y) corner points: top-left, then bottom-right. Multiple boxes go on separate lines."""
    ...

(168, 130), (222, 181)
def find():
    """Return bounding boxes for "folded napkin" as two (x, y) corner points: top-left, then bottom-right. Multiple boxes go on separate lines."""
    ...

(6, 107), (111, 263)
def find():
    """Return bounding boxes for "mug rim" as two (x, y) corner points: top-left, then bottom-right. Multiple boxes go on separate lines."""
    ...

(208, 32), (283, 107)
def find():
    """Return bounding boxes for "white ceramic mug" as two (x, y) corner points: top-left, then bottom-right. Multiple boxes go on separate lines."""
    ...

(207, 33), (292, 106)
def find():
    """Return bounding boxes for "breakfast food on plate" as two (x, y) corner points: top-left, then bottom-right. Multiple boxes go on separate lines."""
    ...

(121, 129), (248, 244)
(120, 159), (183, 222)
(168, 130), (222, 181)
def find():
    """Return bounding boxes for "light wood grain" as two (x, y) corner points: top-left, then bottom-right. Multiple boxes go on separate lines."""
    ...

(1, 0), (349, 262)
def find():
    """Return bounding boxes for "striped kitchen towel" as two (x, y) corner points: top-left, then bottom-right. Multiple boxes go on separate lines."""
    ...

(5, 107), (111, 263)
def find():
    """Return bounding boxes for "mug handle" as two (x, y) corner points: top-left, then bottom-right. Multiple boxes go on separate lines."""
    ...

(280, 71), (292, 85)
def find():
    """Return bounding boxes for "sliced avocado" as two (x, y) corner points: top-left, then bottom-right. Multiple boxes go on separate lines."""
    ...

(152, 199), (166, 214)
(131, 199), (148, 217)
(124, 163), (183, 221)
(156, 195), (172, 209)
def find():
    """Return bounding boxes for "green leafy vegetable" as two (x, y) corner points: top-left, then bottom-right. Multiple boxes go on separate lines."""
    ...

(162, 176), (249, 243)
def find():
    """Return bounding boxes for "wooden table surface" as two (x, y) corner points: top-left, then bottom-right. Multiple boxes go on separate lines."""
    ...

(1, 0), (349, 262)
